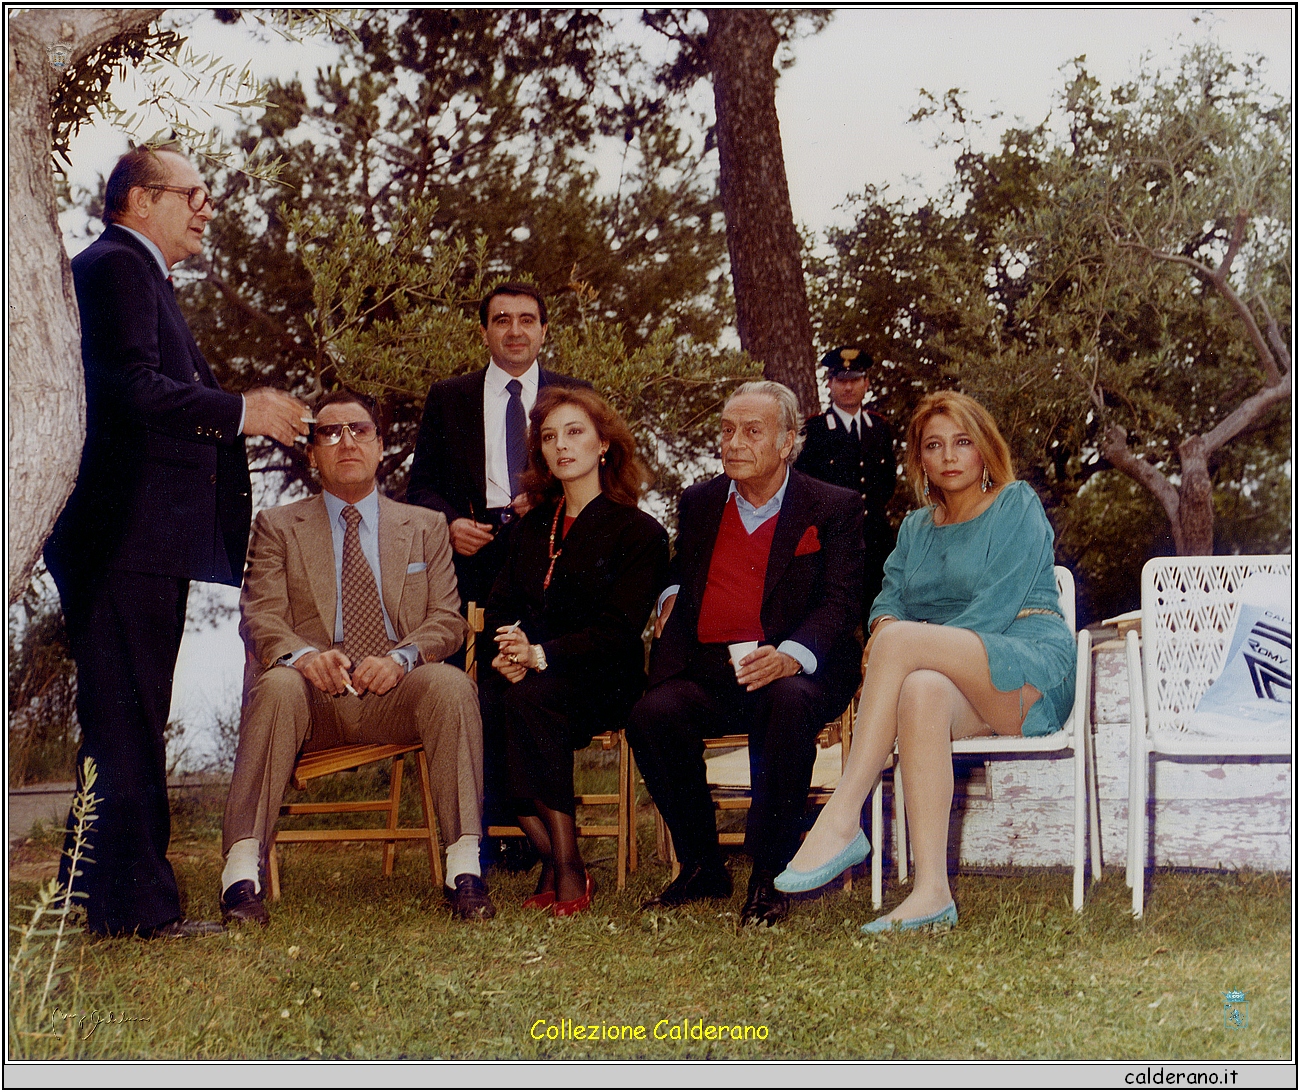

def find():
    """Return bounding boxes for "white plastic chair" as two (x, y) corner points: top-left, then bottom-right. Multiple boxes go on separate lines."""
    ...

(869, 566), (1100, 912)
(1124, 555), (1292, 919)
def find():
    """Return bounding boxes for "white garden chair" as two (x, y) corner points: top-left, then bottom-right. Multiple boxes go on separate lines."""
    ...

(1124, 555), (1292, 918)
(869, 566), (1100, 912)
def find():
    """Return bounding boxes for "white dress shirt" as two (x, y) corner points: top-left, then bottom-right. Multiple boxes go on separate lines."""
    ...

(482, 359), (540, 508)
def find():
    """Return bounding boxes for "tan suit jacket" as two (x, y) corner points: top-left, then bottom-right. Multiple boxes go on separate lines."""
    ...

(239, 492), (466, 672)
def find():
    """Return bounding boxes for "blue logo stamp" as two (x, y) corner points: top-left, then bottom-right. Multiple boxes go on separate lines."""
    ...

(1223, 990), (1248, 1031)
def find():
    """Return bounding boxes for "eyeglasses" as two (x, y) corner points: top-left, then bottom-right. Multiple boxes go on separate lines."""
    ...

(143, 184), (217, 213)
(312, 421), (378, 445)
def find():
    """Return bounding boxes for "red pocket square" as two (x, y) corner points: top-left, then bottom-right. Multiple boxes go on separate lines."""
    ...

(794, 525), (821, 556)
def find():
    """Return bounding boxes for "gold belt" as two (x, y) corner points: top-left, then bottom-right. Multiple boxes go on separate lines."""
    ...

(1016, 607), (1062, 620)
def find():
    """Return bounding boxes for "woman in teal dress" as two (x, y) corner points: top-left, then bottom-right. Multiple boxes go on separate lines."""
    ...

(775, 390), (1076, 932)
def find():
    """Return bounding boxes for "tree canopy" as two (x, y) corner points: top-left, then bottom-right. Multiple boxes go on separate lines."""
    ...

(810, 43), (1291, 621)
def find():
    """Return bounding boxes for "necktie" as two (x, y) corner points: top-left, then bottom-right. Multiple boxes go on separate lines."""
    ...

(849, 417), (860, 442)
(505, 378), (527, 500)
(341, 506), (390, 666)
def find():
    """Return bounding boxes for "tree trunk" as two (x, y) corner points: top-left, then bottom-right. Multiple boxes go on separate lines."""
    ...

(704, 9), (818, 414)
(1175, 436), (1215, 556)
(6, 9), (159, 603)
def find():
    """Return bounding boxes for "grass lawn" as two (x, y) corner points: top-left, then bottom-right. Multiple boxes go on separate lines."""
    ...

(8, 772), (1291, 1062)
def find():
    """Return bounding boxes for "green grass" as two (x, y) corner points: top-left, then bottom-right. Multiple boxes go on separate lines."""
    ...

(8, 779), (1291, 1061)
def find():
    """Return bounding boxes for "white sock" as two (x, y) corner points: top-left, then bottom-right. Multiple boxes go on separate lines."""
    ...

(444, 835), (481, 890)
(222, 838), (261, 895)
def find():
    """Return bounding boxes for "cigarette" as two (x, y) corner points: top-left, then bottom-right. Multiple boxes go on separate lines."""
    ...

(344, 682), (359, 697)
(510, 620), (522, 632)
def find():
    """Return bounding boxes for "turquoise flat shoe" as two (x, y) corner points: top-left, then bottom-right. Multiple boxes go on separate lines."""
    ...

(774, 829), (869, 893)
(861, 900), (957, 935)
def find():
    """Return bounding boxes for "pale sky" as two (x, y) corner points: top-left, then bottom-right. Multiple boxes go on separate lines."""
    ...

(48, 6), (1292, 760)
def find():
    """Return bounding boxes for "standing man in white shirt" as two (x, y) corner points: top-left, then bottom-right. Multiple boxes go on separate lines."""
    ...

(406, 282), (589, 847)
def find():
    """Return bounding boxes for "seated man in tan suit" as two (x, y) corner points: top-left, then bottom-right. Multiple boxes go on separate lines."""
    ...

(220, 389), (494, 925)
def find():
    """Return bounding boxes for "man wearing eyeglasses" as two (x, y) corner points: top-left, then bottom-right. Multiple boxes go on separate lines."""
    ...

(43, 146), (308, 939)
(221, 389), (494, 925)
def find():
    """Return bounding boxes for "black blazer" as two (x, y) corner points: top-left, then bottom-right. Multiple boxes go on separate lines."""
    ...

(485, 494), (670, 719)
(650, 469), (864, 705)
(795, 407), (896, 527)
(407, 366), (590, 523)
(45, 225), (249, 585)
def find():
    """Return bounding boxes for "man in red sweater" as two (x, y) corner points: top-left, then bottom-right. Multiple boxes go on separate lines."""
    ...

(627, 382), (864, 926)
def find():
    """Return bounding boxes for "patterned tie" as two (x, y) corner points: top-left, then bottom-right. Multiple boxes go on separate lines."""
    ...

(505, 378), (527, 501)
(341, 506), (390, 665)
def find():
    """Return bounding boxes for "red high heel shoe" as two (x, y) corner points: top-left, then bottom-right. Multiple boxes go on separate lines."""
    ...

(551, 874), (595, 918)
(521, 889), (556, 910)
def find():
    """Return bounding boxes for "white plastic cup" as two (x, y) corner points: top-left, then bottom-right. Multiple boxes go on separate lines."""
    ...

(728, 640), (760, 679)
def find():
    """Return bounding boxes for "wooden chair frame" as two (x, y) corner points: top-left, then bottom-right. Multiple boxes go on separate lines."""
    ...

(466, 604), (638, 890)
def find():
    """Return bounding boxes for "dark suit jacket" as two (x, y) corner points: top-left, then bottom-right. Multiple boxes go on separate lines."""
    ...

(485, 494), (669, 723)
(406, 365), (590, 524)
(649, 469), (864, 705)
(795, 407), (896, 527)
(46, 224), (249, 586)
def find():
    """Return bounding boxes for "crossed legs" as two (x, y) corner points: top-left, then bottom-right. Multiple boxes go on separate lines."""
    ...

(787, 621), (1039, 922)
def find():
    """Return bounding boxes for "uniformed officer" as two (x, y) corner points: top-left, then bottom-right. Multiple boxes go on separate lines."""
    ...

(795, 346), (897, 635)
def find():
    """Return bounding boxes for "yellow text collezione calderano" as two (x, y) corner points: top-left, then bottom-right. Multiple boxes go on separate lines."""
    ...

(529, 1017), (769, 1042)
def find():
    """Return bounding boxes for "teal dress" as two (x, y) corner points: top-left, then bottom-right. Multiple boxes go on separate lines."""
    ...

(868, 480), (1076, 737)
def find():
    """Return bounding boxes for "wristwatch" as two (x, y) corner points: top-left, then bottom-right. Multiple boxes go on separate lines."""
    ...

(531, 644), (548, 672)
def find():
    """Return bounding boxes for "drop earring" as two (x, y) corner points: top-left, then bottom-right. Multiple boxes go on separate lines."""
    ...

(922, 470), (930, 499)
(981, 465), (991, 493)
(600, 452), (606, 466)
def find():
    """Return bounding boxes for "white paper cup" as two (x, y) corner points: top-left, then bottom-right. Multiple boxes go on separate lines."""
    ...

(728, 640), (760, 678)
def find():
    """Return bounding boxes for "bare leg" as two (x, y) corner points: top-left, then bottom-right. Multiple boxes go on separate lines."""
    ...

(880, 670), (987, 921)
(787, 621), (1039, 871)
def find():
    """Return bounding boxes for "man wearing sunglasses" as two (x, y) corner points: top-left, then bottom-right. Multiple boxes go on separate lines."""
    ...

(221, 389), (494, 925)
(44, 145), (308, 939)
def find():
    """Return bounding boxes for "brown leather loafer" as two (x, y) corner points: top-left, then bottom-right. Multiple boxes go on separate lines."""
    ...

(220, 880), (269, 927)
(448, 873), (497, 922)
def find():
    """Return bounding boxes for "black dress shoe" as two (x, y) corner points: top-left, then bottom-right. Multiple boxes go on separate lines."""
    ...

(741, 875), (789, 927)
(141, 918), (225, 939)
(448, 873), (497, 921)
(641, 863), (733, 909)
(220, 880), (269, 927)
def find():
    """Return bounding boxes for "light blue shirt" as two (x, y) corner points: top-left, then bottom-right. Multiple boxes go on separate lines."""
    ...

(284, 488), (418, 673)
(659, 468), (817, 675)
(116, 223), (247, 435)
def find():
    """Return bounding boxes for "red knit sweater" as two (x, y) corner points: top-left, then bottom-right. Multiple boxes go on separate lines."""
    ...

(697, 497), (776, 644)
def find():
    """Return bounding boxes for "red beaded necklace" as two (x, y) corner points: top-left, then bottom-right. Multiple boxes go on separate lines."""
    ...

(543, 500), (566, 590)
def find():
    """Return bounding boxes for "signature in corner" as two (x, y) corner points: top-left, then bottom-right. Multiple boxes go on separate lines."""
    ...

(49, 1007), (148, 1040)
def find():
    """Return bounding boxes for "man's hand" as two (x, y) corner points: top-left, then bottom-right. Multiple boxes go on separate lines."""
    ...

(654, 593), (677, 639)
(298, 649), (354, 695)
(243, 388), (309, 447)
(735, 645), (801, 692)
(352, 654), (404, 696)
(491, 651), (528, 683)
(449, 518), (495, 557)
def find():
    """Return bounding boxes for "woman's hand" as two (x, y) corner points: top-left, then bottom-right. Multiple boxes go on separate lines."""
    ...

(863, 616), (898, 672)
(494, 624), (532, 680)
(491, 650), (528, 683)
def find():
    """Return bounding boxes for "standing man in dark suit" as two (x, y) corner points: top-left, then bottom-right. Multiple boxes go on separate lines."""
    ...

(406, 282), (588, 844)
(626, 381), (864, 927)
(795, 346), (897, 633)
(43, 146), (307, 938)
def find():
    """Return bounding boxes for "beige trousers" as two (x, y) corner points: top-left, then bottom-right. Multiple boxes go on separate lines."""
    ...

(222, 663), (484, 856)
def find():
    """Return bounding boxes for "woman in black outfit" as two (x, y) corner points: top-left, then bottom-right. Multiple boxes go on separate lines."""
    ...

(483, 386), (669, 916)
